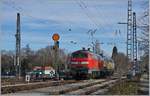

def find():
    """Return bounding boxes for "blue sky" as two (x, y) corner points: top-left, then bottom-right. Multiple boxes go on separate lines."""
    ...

(1, 0), (146, 56)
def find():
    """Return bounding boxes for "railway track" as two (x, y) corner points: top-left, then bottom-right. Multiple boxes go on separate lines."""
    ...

(65, 79), (117, 95)
(1, 80), (79, 94)
(2, 77), (126, 95)
(138, 73), (149, 95)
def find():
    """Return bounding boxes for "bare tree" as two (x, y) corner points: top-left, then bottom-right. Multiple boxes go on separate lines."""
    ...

(1, 50), (15, 75)
(111, 46), (128, 79)
(1, 45), (68, 76)
(116, 53), (128, 75)
(20, 44), (34, 76)
(138, 0), (149, 73)
(33, 46), (53, 67)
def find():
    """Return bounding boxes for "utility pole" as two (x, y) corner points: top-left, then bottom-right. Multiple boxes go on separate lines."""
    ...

(118, 0), (134, 75)
(15, 13), (21, 79)
(127, 0), (132, 61)
(132, 12), (138, 74)
(118, 0), (132, 61)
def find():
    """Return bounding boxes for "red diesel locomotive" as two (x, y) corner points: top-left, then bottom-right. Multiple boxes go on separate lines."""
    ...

(69, 48), (114, 79)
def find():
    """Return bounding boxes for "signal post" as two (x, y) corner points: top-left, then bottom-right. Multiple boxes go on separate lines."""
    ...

(52, 33), (60, 79)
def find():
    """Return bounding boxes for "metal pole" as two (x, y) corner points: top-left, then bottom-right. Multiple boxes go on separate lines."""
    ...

(133, 12), (138, 74)
(117, 0), (133, 74)
(15, 13), (21, 79)
(127, 0), (132, 61)
(54, 41), (59, 79)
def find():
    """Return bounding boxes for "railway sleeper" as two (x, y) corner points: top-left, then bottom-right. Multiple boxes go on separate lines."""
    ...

(139, 83), (149, 88)
(64, 80), (117, 95)
(48, 79), (105, 95)
(90, 83), (115, 95)
(90, 88), (109, 95)
(138, 87), (149, 95)
(1, 80), (76, 94)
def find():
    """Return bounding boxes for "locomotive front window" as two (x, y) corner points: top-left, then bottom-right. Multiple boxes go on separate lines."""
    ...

(72, 53), (87, 58)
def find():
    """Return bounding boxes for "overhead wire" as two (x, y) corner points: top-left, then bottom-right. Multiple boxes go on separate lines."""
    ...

(75, 0), (99, 29)
(79, 0), (106, 31)
(78, 0), (127, 52)
(2, 0), (58, 46)
(32, 0), (83, 46)
(78, 0), (121, 48)
(6, 0), (55, 25)
(46, 0), (74, 33)
(45, 0), (87, 48)
(85, 0), (127, 46)
(94, 4), (125, 47)
(3, 0), (86, 48)
(74, 0), (102, 48)
(84, 1), (122, 37)
(2, 0), (127, 49)
(93, 2), (117, 34)
(78, 0), (120, 39)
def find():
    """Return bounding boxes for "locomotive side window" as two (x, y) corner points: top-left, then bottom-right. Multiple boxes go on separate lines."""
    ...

(72, 53), (87, 58)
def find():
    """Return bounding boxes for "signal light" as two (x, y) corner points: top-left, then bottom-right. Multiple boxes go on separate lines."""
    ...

(53, 41), (59, 50)
(56, 41), (59, 48)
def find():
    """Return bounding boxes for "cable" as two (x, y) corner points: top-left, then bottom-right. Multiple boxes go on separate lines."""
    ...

(80, 0), (106, 32)
(79, 0), (123, 48)
(3, 0), (55, 25)
(75, 0), (100, 28)
(75, 0), (107, 48)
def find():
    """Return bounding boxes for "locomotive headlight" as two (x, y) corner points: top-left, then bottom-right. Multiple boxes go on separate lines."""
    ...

(81, 61), (89, 64)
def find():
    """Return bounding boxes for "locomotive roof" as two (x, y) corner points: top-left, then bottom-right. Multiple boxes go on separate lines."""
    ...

(72, 50), (102, 57)
(72, 50), (113, 61)
(72, 50), (93, 54)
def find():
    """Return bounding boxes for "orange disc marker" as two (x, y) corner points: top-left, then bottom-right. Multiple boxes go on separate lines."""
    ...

(52, 33), (60, 41)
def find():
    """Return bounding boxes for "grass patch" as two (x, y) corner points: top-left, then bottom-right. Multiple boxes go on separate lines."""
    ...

(108, 81), (138, 95)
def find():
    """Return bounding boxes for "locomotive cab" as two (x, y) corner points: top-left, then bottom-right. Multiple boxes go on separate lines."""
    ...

(69, 49), (115, 79)
(70, 50), (89, 79)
